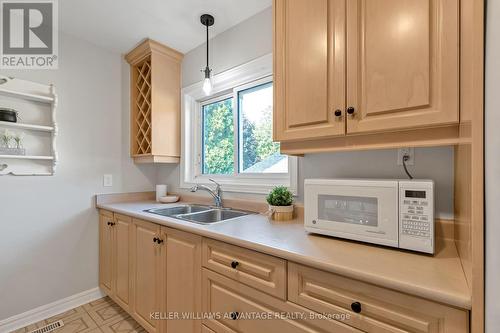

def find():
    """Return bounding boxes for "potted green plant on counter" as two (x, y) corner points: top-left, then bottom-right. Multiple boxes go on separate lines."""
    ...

(266, 186), (294, 221)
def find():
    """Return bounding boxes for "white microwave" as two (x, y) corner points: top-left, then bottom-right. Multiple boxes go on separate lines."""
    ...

(304, 179), (434, 254)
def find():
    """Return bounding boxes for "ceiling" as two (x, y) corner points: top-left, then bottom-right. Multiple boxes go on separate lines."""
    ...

(59, 0), (272, 54)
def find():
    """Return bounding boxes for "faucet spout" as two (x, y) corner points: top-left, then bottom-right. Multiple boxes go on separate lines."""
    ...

(189, 180), (223, 207)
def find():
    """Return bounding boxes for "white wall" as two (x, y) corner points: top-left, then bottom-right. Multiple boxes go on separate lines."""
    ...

(0, 33), (156, 320)
(158, 7), (455, 218)
(485, 0), (499, 331)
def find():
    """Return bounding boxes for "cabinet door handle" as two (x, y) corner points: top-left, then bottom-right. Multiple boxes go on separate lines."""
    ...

(108, 222), (115, 226)
(351, 301), (362, 313)
(153, 237), (164, 244)
(346, 107), (355, 115)
(230, 312), (239, 320)
(334, 109), (342, 117)
(231, 261), (239, 269)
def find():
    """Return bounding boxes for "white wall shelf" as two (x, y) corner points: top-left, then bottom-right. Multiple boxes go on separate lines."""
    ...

(0, 155), (55, 160)
(0, 76), (58, 176)
(0, 87), (55, 104)
(0, 121), (54, 132)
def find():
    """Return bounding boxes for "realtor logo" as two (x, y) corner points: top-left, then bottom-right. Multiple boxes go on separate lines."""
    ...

(0, 0), (58, 69)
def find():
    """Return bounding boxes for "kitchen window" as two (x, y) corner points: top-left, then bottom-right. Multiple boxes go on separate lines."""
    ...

(181, 54), (297, 194)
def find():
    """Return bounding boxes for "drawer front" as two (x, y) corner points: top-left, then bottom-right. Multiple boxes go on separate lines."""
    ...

(202, 268), (361, 333)
(202, 238), (286, 299)
(288, 263), (468, 333)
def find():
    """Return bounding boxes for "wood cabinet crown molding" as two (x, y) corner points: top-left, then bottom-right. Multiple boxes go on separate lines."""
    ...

(125, 39), (184, 164)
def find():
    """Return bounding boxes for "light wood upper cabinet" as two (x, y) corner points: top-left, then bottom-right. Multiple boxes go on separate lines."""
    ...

(346, 0), (459, 133)
(273, 0), (346, 141)
(131, 219), (162, 333)
(274, 0), (460, 150)
(125, 39), (183, 164)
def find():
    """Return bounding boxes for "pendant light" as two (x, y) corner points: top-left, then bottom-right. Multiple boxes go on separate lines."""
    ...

(200, 14), (215, 95)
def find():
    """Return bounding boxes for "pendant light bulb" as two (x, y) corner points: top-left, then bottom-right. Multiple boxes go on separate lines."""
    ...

(203, 77), (212, 95)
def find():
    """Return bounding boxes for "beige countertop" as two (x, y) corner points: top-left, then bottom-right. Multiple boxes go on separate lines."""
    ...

(96, 198), (471, 310)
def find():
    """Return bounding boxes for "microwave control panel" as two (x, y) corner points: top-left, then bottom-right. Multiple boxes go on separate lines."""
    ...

(398, 180), (434, 254)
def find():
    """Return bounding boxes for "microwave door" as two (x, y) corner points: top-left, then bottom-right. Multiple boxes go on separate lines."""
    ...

(306, 185), (399, 247)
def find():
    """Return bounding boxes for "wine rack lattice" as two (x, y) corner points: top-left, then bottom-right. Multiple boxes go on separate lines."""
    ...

(133, 58), (152, 155)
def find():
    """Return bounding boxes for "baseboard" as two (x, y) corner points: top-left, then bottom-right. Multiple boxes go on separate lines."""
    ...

(0, 287), (105, 333)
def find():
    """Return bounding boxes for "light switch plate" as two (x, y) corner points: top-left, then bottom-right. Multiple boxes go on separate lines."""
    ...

(397, 148), (414, 166)
(103, 174), (113, 187)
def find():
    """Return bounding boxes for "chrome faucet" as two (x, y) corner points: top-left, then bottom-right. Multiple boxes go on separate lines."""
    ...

(190, 179), (223, 208)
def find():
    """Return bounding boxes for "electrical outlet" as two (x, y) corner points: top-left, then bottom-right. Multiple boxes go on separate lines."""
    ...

(103, 174), (113, 187)
(397, 148), (414, 166)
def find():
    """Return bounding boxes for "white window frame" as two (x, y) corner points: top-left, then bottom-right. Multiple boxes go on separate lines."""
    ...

(181, 54), (298, 195)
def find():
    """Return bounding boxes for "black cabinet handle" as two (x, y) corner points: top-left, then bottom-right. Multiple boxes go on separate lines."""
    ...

(231, 261), (239, 269)
(334, 109), (342, 117)
(351, 301), (362, 313)
(157, 238), (164, 244)
(230, 312), (239, 320)
(346, 107), (355, 115)
(107, 222), (115, 226)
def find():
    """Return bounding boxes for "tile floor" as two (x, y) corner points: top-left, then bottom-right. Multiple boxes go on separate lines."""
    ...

(12, 297), (145, 333)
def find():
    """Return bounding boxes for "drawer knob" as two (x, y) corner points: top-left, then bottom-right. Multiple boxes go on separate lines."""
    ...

(347, 107), (355, 115)
(230, 312), (239, 320)
(231, 261), (239, 269)
(107, 221), (115, 226)
(153, 237), (163, 244)
(351, 302), (362, 313)
(334, 109), (342, 117)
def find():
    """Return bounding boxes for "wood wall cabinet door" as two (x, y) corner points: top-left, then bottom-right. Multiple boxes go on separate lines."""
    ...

(99, 210), (113, 296)
(273, 0), (346, 141)
(346, 0), (459, 133)
(162, 227), (202, 333)
(131, 219), (162, 333)
(113, 214), (132, 311)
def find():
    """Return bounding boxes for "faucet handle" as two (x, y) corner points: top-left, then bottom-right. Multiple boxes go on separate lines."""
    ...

(208, 178), (221, 189)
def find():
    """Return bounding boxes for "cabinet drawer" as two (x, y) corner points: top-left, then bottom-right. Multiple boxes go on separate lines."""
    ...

(202, 238), (286, 299)
(202, 268), (361, 333)
(288, 263), (468, 333)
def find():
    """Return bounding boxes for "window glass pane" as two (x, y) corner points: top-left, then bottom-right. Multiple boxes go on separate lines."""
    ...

(238, 82), (288, 173)
(202, 98), (234, 175)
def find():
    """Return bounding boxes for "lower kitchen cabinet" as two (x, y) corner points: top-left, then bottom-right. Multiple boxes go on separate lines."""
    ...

(288, 263), (468, 333)
(99, 211), (469, 333)
(162, 227), (202, 333)
(113, 214), (132, 311)
(98, 210), (113, 295)
(130, 218), (162, 333)
(98, 210), (132, 311)
(201, 268), (359, 333)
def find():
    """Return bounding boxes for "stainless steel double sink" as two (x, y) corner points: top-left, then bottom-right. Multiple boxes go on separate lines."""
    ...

(144, 204), (253, 225)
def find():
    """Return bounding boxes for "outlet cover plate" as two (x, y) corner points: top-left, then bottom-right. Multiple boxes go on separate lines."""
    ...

(103, 174), (113, 187)
(397, 148), (414, 166)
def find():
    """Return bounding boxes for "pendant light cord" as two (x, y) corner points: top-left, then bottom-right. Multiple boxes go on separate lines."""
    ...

(206, 24), (209, 70)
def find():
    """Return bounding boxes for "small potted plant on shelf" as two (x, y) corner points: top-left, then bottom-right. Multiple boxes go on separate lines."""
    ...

(0, 130), (25, 155)
(266, 186), (294, 221)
